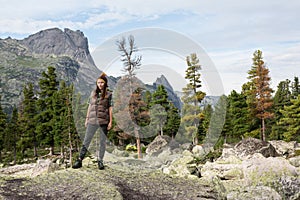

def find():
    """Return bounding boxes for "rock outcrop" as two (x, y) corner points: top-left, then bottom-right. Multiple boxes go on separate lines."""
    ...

(20, 28), (95, 66)
(160, 137), (300, 199)
(153, 75), (182, 110)
(233, 137), (279, 158)
(1, 137), (299, 199)
(0, 28), (104, 113)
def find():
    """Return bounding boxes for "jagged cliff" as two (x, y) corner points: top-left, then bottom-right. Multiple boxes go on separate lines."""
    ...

(0, 28), (183, 113)
(0, 28), (103, 113)
(153, 75), (182, 109)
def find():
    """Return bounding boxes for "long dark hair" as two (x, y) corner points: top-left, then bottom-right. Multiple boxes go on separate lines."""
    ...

(94, 73), (108, 99)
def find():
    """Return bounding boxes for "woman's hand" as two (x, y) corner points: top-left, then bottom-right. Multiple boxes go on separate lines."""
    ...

(85, 118), (88, 128)
(107, 122), (112, 130)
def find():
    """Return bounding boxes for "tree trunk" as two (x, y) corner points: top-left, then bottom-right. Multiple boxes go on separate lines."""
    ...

(33, 132), (38, 157)
(13, 146), (17, 165)
(34, 145), (38, 158)
(134, 125), (142, 159)
(69, 131), (73, 167)
(50, 146), (55, 155)
(261, 118), (265, 141)
(194, 124), (198, 145)
(60, 145), (64, 157)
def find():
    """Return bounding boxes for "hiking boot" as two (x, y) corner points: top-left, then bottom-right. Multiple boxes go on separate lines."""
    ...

(98, 160), (104, 170)
(72, 159), (82, 169)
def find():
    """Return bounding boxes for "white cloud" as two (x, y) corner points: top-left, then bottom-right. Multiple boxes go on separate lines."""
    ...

(1, 0), (300, 95)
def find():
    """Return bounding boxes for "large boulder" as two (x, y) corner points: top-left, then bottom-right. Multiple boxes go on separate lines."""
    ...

(31, 159), (59, 177)
(269, 140), (299, 158)
(145, 135), (171, 156)
(227, 186), (282, 200)
(242, 154), (298, 186)
(234, 137), (279, 158)
(162, 152), (198, 178)
(289, 155), (300, 167)
(201, 161), (243, 181)
(199, 139), (300, 199)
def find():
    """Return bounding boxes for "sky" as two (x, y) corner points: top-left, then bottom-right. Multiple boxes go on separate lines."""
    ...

(1, 0), (300, 95)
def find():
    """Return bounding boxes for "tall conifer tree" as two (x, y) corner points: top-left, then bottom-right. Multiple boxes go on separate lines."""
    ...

(5, 106), (19, 164)
(36, 66), (59, 155)
(164, 103), (180, 139)
(291, 76), (300, 99)
(19, 83), (38, 157)
(278, 95), (300, 141)
(0, 95), (7, 162)
(270, 79), (291, 140)
(247, 50), (273, 141)
(181, 53), (205, 145)
(151, 85), (169, 136)
(224, 90), (249, 143)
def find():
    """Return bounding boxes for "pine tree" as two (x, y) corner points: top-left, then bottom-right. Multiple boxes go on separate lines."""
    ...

(0, 95), (7, 162)
(150, 85), (169, 136)
(164, 103), (181, 139)
(52, 81), (73, 156)
(57, 82), (76, 164)
(247, 50), (273, 141)
(197, 104), (213, 144)
(5, 106), (19, 164)
(181, 84), (202, 144)
(225, 90), (250, 143)
(291, 76), (300, 99)
(72, 92), (87, 152)
(278, 94), (300, 141)
(35, 66), (59, 155)
(181, 53), (206, 145)
(144, 90), (152, 107)
(19, 83), (38, 157)
(241, 82), (260, 134)
(204, 95), (227, 150)
(270, 79), (291, 140)
(129, 88), (150, 158)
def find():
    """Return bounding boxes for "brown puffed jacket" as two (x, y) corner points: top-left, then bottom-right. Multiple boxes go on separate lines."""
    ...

(87, 90), (112, 125)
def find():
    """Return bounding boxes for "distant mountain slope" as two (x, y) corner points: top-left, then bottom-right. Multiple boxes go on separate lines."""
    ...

(1, 28), (215, 115)
(153, 75), (182, 109)
(0, 28), (103, 113)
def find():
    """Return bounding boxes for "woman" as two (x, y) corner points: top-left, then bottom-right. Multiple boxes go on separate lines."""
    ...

(73, 72), (113, 170)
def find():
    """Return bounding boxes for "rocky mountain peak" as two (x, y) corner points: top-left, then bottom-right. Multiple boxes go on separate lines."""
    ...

(19, 28), (95, 66)
(154, 75), (173, 91)
(153, 75), (182, 109)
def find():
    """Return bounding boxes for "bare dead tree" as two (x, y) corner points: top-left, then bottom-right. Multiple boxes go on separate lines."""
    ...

(116, 35), (143, 158)
(116, 35), (142, 77)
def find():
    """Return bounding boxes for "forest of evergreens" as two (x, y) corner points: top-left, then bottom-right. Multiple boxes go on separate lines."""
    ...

(0, 45), (299, 166)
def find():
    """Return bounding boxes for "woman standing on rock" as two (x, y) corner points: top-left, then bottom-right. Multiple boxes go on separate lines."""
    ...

(73, 72), (113, 170)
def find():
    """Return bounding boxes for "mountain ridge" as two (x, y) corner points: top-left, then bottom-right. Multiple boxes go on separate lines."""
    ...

(0, 28), (102, 113)
(0, 28), (183, 113)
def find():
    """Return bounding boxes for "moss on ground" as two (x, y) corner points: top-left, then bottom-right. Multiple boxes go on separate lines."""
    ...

(0, 163), (220, 200)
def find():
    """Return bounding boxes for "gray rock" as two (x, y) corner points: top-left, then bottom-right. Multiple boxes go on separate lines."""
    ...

(162, 154), (196, 178)
(242, 154), (299, 186)
(275, 176), (300, 199)
(234, 137), (279, 158)
(145, 135), (171, 156)
(289, 155), (300, 167)
(269, 140), (299, 158)
(227, 186), (282, 200)
(31, 159), (59, 177)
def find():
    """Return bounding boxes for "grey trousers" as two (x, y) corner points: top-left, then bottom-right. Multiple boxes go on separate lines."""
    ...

(79, 123), (108, 161)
